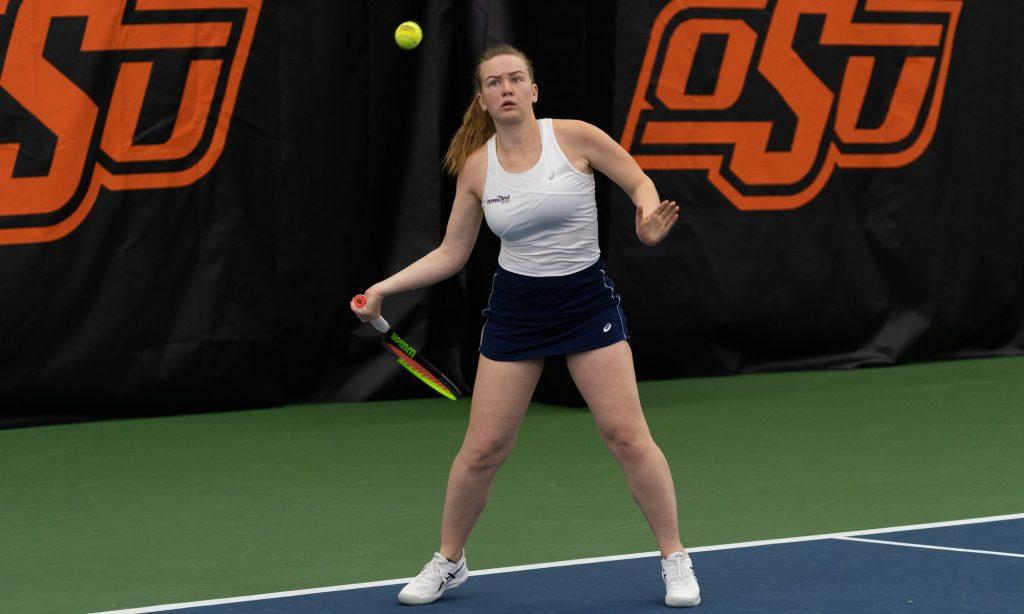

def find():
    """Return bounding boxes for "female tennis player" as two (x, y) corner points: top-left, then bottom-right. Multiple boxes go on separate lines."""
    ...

(351, 44), (699, 608)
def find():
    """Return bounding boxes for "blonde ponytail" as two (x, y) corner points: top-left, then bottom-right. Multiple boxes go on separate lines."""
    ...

(443, 97), (495, 177)
(443, 44), (535, 177)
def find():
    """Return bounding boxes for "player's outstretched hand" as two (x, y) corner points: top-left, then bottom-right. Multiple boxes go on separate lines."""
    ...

(636, 199), (679, 246)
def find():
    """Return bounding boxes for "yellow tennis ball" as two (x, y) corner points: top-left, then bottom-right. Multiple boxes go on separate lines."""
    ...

(394, 21), (422, 50)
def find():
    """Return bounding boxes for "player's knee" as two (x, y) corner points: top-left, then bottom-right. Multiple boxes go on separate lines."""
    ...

(602, 429), (652, 465)
(460, 437), (514, 472)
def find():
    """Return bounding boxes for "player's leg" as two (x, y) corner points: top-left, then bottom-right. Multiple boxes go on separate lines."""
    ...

(566, 340), (685, 556)
(399, 354), (543, 605)
(566, 340), (699, 606)
(439, 353), (544, 559)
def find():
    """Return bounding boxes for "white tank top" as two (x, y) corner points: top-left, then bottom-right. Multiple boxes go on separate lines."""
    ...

(481, 118), (600, 277)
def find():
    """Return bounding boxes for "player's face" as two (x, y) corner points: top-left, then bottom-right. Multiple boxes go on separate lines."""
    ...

(477, 55), (537, 123)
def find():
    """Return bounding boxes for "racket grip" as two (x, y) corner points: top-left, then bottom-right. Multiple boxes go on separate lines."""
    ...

(369, 315), (390, 334)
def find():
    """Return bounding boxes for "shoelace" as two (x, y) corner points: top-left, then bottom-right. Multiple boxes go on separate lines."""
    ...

(415, 559), (443, 583)
(664, 558), (695, 585)
(414, 557), (454, 586)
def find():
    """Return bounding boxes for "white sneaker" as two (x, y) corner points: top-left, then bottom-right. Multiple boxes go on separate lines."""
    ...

(661, 551), (701, 607)
(397, 551), (468, 605)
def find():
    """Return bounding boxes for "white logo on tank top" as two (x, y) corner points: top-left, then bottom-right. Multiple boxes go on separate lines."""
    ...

(603, 323), (612, 333)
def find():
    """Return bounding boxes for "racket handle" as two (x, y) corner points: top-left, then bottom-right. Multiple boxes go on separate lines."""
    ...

(369, 315), (390, 334)
(352, 294), (390, 333)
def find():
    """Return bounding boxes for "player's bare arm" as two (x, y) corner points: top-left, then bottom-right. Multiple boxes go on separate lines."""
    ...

(351, 148), (486, 322)
(556, 119), (679, 246)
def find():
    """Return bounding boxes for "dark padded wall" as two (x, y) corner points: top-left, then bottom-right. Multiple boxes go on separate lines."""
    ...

(1, 0), (1019, 426)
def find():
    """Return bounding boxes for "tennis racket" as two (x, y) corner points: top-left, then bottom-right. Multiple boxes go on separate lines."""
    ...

(352, 294), (463, 401)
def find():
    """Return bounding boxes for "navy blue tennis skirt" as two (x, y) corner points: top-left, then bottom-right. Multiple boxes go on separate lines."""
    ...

(479, 258), (630, 361)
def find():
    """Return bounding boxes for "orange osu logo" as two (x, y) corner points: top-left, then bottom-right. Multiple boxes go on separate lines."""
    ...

(621, 0), (962, 210)
(0, 0), (261, 245)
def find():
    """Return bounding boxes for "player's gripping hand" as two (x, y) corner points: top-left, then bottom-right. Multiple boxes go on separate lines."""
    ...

(350, 289), (383, 322)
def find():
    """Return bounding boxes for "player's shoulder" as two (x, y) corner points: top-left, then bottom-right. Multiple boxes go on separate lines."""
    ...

(551, 118), (591, 135)
(551, 119), (604, 145)
(461, 144), (488, 177)
(456, 144), (488, 197)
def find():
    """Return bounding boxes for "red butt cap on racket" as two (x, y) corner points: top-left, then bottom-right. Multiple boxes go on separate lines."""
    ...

(352, 294), (390, 333)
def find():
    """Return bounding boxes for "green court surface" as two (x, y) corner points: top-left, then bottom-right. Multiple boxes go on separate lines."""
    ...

(3, 357), (1023, 613)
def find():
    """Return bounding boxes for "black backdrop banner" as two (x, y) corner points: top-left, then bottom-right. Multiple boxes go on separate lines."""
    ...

(0, 0), (1020, 424)
(608, 0), (1024, 379)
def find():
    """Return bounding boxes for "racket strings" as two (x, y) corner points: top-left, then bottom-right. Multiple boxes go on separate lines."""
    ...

(385, 345), (458, 400)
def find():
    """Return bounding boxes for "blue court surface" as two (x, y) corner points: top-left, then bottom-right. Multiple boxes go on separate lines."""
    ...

(101, 515), (1024, 613)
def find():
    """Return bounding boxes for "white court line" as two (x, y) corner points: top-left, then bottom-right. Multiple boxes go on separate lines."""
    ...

(92, 511), (1024, 613)
(837, 536), (1024, 559)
